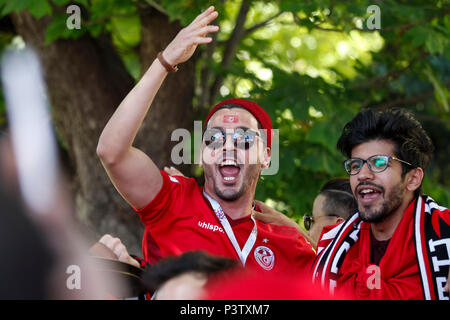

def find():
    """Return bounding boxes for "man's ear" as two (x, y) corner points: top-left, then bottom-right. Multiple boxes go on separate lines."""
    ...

(335, 217), (345, 225)
(261, 147), (271, 169)
(406, 167), (424, 192)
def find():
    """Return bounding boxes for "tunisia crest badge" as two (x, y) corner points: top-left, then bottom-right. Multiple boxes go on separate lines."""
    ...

(254, 246), (275, 271)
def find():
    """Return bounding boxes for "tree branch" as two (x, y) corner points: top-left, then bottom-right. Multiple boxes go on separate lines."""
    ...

(352, 50), (427, 89)
(142, 0), (167, 15)
(208, 0), (250, 106)
(243, 11), (284, 36)
(206, 11), (285, 53)
(327, 0), (336, 17)
(197, 24), (219, 111)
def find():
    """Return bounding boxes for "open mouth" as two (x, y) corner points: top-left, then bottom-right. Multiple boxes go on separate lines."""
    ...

(357, 185), (383, 203)
(218, 159), (241, 183)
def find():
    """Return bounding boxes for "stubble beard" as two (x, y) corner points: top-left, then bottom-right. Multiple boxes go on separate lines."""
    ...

(358, 180), (405, 223)
(212, 164), (261, 202)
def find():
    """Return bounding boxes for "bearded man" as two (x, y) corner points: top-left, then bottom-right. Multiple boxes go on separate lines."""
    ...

(96, 7), (314, 276)
(312, 108), (450, 300)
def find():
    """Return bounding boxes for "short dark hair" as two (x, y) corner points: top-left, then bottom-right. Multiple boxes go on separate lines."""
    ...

(320, 177), (353, 194)
(142, 250), (239, 293)
(336, 108), (434, 196)
(319, 178), (357, 220)
(320, 189), (357, 220)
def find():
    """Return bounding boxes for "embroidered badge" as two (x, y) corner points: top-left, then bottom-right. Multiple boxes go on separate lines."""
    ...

(223, 115), (239, 123)
(254, 245), (275, 271)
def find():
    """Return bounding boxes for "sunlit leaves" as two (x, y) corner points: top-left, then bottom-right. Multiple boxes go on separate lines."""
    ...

(0, 0), (448, 215)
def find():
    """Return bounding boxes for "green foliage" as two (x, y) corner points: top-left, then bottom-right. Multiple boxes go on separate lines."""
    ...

(0, 0), (39, 17)
(160, 0), (222, 25)
(212, 0), (450, 215)
(0, 0), (449, 218)
(44, 13), (84, 44)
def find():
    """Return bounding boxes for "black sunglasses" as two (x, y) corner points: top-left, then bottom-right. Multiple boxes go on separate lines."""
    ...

(203, 128), (259, 150)
(343, 154), (413, 175)
(303, 215), (314, 231)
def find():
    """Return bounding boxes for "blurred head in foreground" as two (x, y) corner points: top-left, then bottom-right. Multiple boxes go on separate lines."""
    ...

(143, 250), (240, 300)
(0, 140), (54, 298)
(0, 48), (125, 299)
(205, 269), (350, 300)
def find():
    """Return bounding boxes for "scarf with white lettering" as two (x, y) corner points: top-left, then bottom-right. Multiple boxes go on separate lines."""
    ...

(311, 195), (450, 300)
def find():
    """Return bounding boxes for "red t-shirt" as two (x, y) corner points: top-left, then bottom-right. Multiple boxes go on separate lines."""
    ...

(133, 171), (315, 274)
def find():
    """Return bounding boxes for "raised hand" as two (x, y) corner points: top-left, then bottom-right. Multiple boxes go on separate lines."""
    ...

(252, 200), (316, 247)
(162, 6), (219, 67)
(97, 7), (218, 214)
(252, 200), (300, 229)
(164, 166), (185, 177)
(96, 234), (141, 268)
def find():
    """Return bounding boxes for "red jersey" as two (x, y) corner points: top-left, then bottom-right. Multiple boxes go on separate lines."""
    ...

(133, 171), (315, 274)
(313, 196), (450, 300)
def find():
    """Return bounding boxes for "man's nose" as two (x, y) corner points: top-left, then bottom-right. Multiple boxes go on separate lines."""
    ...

(357, 161), (374, 181)
(223, 131), (235, 151)
(221, 131), (238, 163)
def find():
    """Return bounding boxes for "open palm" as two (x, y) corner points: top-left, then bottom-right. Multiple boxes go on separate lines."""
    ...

(162, 6), (219, 67)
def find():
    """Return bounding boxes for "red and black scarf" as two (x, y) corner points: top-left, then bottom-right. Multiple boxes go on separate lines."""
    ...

(312, 195), (450, 300)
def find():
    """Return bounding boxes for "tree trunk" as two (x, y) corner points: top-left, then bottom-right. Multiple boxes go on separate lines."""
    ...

(137, 8), (195, 173)
(10, 8), (195, 256)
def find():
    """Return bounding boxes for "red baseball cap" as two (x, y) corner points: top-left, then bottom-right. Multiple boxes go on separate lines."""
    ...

(203, 98), (273, 148)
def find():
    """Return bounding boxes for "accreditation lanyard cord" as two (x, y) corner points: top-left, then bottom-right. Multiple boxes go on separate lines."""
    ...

(203, 191), (257, 266)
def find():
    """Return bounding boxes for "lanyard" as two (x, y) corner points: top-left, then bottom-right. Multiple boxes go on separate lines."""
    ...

(203, 190), (257, 266)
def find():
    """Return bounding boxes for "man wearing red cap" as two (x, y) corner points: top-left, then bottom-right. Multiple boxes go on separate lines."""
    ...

(96, 7), (315, 276)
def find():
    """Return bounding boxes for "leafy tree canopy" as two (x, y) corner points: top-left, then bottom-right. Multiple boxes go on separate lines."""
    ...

(0, 0), (448, 226)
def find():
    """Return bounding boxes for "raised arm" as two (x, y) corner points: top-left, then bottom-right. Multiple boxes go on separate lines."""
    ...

(96, 7), (219, 209)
